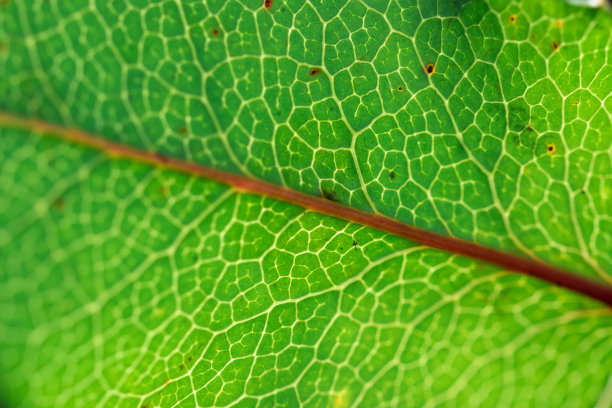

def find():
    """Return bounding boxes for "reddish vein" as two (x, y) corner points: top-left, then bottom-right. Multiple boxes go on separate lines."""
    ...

(1, 111), (611, 307)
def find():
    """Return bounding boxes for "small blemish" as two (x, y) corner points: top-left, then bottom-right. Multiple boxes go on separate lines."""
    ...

(509, 14), (517, 24)
(556, 20), (563, 28)
(352, 240), (358, 247)
(552, 41), (559, 51)
(531, 34), (537, 40)
(52, 197), (64, 211)
(310, 68), (320, 76)
(573, 100), (579, 106)
(425, 64), (435, 75)
(322, 190), (337, 202)
(547, 143), (556, 154)
(264, 0), (272, 10)
(212, 28), (219, 36)
(155, 153), (169, 164)
(396, 85), (403, 91)
(179, 127), (187, 134)
(389, 171), (395, 179)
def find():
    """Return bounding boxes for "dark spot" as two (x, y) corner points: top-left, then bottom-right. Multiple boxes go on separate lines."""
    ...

(179, 364), (184, 370)
(552, 41), (559, 51)
(310, 68), (320, 76)
(352, 240), (358, 247)
(396, 86), (403, 91)
(264, 0), (272, 9)
(276, 111), (281, 116)
(52, 197), (64, 211)
(526, 125), (534, 132)
(187, 356), (193, 362)
(531, 34), (537, 40)
(573, 100), (579, 106)
(179, 127), (187, 134)
(547, 143), (556, 154)
(212, 28), (219, 36)
(509, 14), (516, 24)
(389, 171), (395, 179)
(580, 189), (585, 194)
(322, 190), (337, 202)
(155, 153), (169, 164)
(425, 64), (435, 75)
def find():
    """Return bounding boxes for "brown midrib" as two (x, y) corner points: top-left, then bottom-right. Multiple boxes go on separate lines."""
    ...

(1, 111), (611, 307)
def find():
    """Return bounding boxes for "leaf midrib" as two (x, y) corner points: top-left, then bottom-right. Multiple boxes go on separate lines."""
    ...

(1, 110), (610, 307)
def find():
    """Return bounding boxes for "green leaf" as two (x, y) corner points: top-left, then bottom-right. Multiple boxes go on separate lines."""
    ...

(1, 0), (611, 407)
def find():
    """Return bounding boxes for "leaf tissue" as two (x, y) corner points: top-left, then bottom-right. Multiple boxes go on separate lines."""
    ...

(0, 0), (611, 407)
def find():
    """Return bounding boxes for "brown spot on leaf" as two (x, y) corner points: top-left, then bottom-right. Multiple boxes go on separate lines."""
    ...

(547, 143), (556, 154)
(509, 14), (517, 24)
(390, 171), (395, 179)
(322, 190), (337, 202)
(212, 28), (219, 36)
(425, 64), (435, 75)
(396, 85), (403, 91)
(179, 127), (187, 134)
(556, 19), (563, 28)
(52, 197), (64, 211)
(264, 0), (272, 9)
(310, 68), (320, 76)
(552, 41), (559, 51)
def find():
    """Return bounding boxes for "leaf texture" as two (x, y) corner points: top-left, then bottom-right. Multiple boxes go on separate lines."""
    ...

(1, 127), (611, 408)
(2, 0), (612, 280)
(1, 0), (612, 407)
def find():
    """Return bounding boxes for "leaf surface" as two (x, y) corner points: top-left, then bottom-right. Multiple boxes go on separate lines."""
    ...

(1, 127), (611, 407)
(2, 0), (612, 280)
(1, 0), (612, 407)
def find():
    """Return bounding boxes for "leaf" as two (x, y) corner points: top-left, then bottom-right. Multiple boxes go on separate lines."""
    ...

(0, 0), (611, 407)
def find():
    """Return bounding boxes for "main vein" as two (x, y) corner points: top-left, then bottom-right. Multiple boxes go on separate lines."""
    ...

(1, 111), (611, 307)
